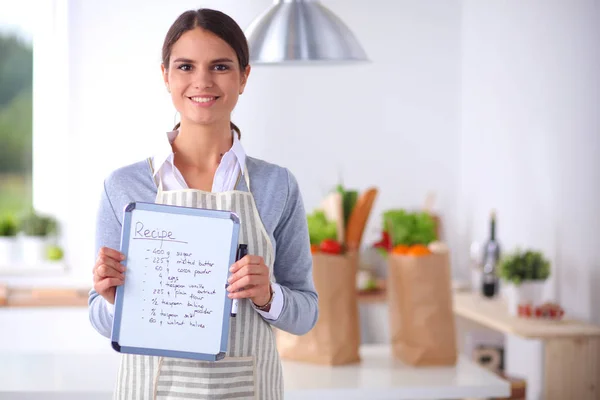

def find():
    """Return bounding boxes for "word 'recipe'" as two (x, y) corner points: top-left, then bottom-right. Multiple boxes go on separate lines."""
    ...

(134, 221), (186, 245)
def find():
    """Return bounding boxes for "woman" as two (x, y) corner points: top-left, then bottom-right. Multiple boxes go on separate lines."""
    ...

(88, 8), (318, 400)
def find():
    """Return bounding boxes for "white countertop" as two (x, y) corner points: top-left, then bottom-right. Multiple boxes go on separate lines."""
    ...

(0, 345), (509, 400)
(0, 307), (510, 399)
(283, 345), (510, 399)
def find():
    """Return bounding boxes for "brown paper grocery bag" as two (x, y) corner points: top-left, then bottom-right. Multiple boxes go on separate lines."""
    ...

(387, 252), (457, 366)
(276, 252), (361, 365)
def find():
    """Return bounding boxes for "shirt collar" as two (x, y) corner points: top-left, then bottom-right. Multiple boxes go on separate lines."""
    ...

(230, 132), (246, 175)
(152, 129), (247, 178)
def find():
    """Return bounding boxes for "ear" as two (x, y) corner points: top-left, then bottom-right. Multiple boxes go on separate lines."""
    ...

(239, 65), (251, 95)
(161, 64), (170, 92)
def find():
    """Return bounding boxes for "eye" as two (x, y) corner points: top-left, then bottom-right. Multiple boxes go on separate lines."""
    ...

(177, 64), (193, 72)
(213, 64), (230, 72)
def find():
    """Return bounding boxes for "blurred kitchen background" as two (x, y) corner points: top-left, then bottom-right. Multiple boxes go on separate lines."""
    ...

(0, 0), (598, 399)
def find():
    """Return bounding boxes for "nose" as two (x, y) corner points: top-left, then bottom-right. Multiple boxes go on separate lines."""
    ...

(193, 68), (214, 89)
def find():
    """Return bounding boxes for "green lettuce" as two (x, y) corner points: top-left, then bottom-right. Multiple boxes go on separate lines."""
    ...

(382, 209), (437, 246)
(307, 210), (337, 245)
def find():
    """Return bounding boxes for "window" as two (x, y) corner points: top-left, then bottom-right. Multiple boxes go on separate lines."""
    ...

(0, 1), (69, 272)
(0, 7), (33, 215)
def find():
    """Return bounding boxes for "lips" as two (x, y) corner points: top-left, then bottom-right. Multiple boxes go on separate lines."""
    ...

(186, 95), (220, 109)
(189, 96), (219, 103)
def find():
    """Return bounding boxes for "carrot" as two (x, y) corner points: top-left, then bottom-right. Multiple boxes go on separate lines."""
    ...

(407, 244), (431, 256)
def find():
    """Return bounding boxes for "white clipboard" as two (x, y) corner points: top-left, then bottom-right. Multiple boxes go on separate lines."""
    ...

(111, 202), (240, 361)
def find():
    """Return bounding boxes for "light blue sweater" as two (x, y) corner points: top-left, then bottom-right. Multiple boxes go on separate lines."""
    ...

(88, 156), (318, 337)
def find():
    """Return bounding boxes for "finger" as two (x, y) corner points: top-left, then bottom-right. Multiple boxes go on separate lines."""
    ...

(230, 255), (264, 273)
(228, 286), (263, 299)
(96, 255), (126, 273)
(99, 246), (126, 262)
(228, 275), (268, 293)
(97, 264), (125, 280)
(228, 264), (267, 283)
(96, 277), (124, 294)
(244, 255), (264, 265)
(96, 253), (126, 271)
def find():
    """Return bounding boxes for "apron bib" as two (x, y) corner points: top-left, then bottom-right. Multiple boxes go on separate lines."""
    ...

(113, 159), (283, 400)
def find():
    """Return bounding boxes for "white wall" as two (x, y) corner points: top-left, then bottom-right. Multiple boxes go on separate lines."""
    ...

(459, 0), (600, 323)
(40, 0), (462, 282)
(32, 0), (599, 324)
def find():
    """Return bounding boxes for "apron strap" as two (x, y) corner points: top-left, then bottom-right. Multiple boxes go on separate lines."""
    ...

(147, 157), (160, 187)
(148, 157), (165, 198)
(243, 165), (250, 191)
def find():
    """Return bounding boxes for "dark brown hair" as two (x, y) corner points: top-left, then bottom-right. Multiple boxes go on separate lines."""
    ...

(162, 9), (249, 137)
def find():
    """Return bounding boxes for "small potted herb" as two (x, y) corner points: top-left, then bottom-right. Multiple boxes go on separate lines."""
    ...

(499, 248), (551, 316)
(19, 210), (58, 265)
(0, 214), (19, 266)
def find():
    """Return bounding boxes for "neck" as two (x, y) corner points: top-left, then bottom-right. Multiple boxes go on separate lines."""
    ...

(172, 119), (233, 171)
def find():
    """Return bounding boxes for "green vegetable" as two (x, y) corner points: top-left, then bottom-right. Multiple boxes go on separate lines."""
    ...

(46, 245), (64, 261)
(0, 214), (18, 237)
(307, 210), (337, 245)
(364, 278), (378, 291)
(383, 209), (437, 246)
(499, 249), (550, 285)
(19, 210), (57, 237)
(336, 184), (358, 228)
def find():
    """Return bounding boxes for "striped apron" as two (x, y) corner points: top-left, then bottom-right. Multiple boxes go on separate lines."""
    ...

(113, 159), (283, 400)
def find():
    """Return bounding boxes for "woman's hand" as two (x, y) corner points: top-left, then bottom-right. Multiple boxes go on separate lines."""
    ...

(93, 246), (126, 305)
(227, 255), (271, 307)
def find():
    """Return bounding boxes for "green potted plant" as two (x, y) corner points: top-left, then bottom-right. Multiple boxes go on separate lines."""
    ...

(498, 248), (551, 316)
(18, 210), (58, 265)
(0, 214), (19, 266)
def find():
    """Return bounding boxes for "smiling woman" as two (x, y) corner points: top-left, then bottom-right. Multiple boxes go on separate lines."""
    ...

(88, 8), (318, 400)
(161, 9), (250, 138)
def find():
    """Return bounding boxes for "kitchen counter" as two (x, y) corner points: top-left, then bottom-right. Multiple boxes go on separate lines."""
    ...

(282, 345), (510, 399)
(453, 291), (600, 339)
(453, 291), (600, 399)
(0, 344), (509, 400)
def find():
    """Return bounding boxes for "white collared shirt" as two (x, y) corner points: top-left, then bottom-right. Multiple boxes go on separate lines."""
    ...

(152, 130), (246, 192)
(151, 130), (283, 321)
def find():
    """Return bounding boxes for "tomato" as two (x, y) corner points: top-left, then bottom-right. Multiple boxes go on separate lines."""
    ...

(310, 244), (320, 254)
(374, 231), (392, 251)
(320, 239), (343, 254)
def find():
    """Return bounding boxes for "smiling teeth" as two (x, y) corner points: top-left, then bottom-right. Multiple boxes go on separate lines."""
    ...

(190, 97), (216, 103)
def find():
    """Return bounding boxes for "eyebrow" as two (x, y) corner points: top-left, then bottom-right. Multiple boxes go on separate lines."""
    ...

(172, 57), (236, 64)
(211, 58), (235, 64)
(172, 58), (195, 64)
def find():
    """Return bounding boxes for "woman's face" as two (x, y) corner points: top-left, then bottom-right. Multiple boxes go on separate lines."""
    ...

(162, 27), (250, 128)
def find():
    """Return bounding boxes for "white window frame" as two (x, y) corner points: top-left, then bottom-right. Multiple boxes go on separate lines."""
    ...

(32, 0), (70, 218)
(27, 0), (75, 281)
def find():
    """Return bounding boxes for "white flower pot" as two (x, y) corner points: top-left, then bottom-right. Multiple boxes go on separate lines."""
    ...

(0, 237), (18, 266)
(504, 280), (547, 317)
(20, 236), (48, 266)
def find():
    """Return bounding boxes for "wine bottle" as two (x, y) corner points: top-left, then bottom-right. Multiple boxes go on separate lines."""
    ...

(481, 210), (500, 298)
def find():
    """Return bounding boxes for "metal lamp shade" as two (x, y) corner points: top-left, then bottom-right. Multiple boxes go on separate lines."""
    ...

(245, 0), (369, 65)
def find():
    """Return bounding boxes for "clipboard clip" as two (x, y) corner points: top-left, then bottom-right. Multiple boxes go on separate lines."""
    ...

(230, 244), (248, 317)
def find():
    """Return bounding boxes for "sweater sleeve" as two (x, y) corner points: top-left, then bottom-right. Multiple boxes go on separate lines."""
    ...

(265, 169), (319, 335)
(88, 180), (122, 338)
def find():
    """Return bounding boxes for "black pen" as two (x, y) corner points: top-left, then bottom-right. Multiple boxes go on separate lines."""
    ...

(231, 244), (248, 317)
